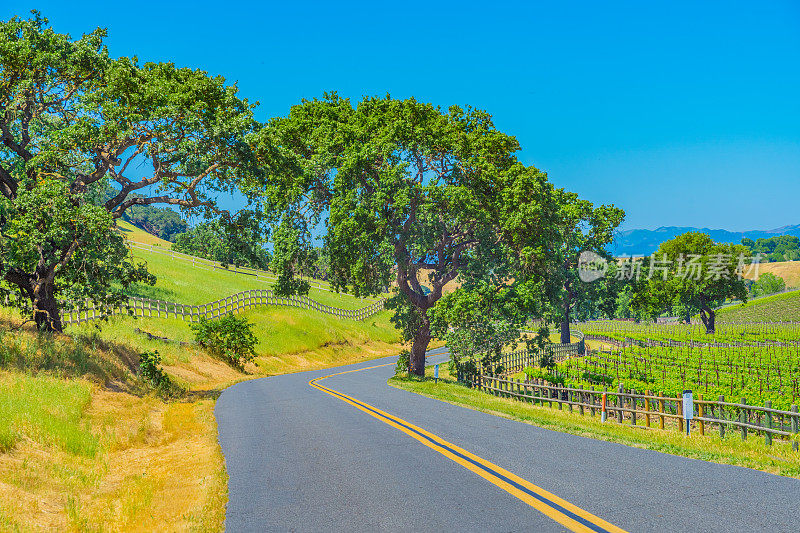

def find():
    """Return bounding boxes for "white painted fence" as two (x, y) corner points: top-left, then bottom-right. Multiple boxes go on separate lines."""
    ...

(61, 289), (386, 326)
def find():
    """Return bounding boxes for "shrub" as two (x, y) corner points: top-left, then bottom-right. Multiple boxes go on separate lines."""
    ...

(139, 350), (169, 388)
(394, 350), (410, 376)
(191, 315), (257, 370)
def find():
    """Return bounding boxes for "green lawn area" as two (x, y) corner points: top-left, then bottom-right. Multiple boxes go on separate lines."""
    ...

(64, 306), (401, 377)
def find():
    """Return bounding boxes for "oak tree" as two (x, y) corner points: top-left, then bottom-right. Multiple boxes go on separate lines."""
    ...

(260, 94), (564, 376)
(631, 232), (749, 333)
(0, 13), (257, 331)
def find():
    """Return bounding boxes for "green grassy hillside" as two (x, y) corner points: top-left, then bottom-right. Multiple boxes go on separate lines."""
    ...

(121, 220), (381, 309)
(717, 290), (800, 323)
(0, 221), (403, 531)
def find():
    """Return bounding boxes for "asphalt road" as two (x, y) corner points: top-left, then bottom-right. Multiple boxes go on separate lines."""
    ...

(215, 349), (800, 532)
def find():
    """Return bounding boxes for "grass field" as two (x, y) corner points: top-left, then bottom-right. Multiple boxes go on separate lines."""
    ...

(0, 221), (405, 531)
(119, 220), (383, 309)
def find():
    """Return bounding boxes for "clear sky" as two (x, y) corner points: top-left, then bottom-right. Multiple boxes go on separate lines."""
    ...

(3, 1), (799, 231)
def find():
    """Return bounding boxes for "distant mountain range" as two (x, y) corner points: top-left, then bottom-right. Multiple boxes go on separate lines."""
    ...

(611, 225), (800, 256)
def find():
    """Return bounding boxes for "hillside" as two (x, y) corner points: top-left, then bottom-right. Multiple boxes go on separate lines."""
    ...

(120, 220), (381, 309)
(117, 219), (173, 247)
(746, 261), (800, 288)
(82, 221), (404, 378)
(717, 290), (800, 323)
(0, 221), (403, 531)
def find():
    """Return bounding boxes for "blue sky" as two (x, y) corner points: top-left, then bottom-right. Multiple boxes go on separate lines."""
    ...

(3, 1), (799, 231)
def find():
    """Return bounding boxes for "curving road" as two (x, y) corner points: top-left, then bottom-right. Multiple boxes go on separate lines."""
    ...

(215, 349), (800, 532)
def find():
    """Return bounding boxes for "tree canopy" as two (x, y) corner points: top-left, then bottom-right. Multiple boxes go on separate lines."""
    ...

(258, 94), (596, 375)
(631, 232), (749, 333)
(548, 192), (624, 342)
(742, 235), (800, 263)
(750, 272), (786, 297)
(173, 211), (270, 269)
(0, 13), (258, 331)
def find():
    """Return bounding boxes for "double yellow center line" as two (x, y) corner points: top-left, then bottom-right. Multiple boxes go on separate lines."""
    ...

(309, 364), (626, 533)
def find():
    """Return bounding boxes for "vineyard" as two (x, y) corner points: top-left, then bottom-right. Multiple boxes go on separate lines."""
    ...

(535, 321), (800, 411)
(580, 320), (800, 345)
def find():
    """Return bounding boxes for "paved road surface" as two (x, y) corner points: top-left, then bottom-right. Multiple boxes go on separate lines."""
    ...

(215, 349), (800, 532)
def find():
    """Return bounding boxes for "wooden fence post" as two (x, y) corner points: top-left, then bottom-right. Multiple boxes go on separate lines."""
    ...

(659, 394), (665, 430)
(616, 384), (623, 423)
(765, 400), (772, 446)
(590, 386), (595, 416)
(792, 405), (798, 452)
(698, 395), (705, 436)
(677, 396), (684, 434)
(740, 397), (748, 441)
(645, 390), (651, 428)
(631, 390), (637, 426)
(719, 395), (725, 439)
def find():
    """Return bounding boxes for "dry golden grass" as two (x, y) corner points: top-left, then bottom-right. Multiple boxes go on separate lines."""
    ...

(389, 268), (462, 295)
(744, 260), (800, 288)
(0, 300), (406, 532)
(254, 339), (402, 375)
(0, 383), (226, 532)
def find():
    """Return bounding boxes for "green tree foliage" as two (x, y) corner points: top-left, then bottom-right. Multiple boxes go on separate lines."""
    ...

(742, 235), (800, 263)
(0, 178), (154, 327)
(88, 182), (187, 241)
(631, 232), (749, 333)
(0, 13), (257, 331)
(172, 211), (270, 269)
(549, 197), (624, 341)
(123, 204), (187, 242)
(190, 315), (257, 370)
(258, 94), (577, 376)
(750, 272), (786, 297)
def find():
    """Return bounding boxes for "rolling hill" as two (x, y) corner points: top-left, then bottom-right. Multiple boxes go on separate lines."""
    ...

(717, 289), (800, 323)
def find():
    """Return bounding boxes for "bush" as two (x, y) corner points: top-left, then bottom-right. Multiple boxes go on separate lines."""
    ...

(139, 350), (169, 388)
(394, 349), (410, 376)
(191, 315), (257, 370)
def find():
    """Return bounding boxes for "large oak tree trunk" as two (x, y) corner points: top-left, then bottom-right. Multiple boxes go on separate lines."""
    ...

(4, 269), (63, 333)
(409, 314), (431, 377)
(560, 279), (572, 344)
(33, 278), (63, 333)
(560, 318), (571, 344)
(700, 307), (715, 334)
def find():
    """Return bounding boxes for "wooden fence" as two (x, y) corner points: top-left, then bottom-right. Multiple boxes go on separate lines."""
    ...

(61, 289), (386, 326)
(458, 373), (800, 449)
(492, 332), (586, 376)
